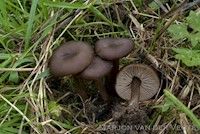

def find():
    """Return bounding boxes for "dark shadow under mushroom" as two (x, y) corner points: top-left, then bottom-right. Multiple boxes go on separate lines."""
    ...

(108, 104), (149, 134)
(79, 56), (113, 102)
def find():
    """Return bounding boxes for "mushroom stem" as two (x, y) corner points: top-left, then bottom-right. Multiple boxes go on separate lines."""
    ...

(108, 59), (119, 95)
(73, 75), (88, 101)
(128, 77), (141, 108)
(94, 78), (111, 102)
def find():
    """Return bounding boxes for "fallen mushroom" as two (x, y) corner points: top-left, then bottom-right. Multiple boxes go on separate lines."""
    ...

(49, 41), (94, 100)
(107, 64), (159, 134)
(95, 38), (134, 95)
(79, 56), (113, 102)
(115, 63), (160, 108)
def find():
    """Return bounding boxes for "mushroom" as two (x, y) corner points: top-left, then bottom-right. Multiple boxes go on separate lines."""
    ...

(95, 38), (134, 95)
(49, 41), (94, 100)
(115, 64), (160, 108)
(79, 56), (113, 102)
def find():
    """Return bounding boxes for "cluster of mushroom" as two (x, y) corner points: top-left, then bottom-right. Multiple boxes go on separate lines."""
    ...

(49, 38), (134, 102)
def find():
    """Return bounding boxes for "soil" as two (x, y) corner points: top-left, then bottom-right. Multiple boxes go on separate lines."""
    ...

(102, 104), (149, 134)
(47, 76), (152, 133)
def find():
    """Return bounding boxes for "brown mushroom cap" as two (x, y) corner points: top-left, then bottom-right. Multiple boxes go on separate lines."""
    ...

(50, 41), (94, 77)
(95, 38), (134, 60)
(115, 64), (160, 101)
(79, 56), (113, 80)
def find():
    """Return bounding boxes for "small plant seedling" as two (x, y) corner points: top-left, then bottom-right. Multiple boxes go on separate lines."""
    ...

(152, 98), (174, 113)
(168, 11), (200, 67)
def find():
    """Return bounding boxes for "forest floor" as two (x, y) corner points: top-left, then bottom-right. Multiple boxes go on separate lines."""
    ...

(1, 0), (200, 134)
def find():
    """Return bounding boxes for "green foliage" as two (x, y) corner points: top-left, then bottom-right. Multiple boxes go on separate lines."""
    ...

(48, 101), (62, 119)
(0, 94), (29, 134)
(133, 0), (144, 8)
(25, 0), (38, 51)
(43, 1), (89, 9)
(0, 54), (35, 84)
(164, 90), (200, 129)
(152, 98), (174, 113)
(0, 127), (28, 134)
(187, 11), (200, 32)
(168, 23), (189, 40)
(168, 11), (200, 66)
(172, 48), (200, 67)
(149, 0), (168, 10)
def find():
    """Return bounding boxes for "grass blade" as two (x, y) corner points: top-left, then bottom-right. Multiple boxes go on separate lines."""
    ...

(89, 6), (119, 27)
(0, 94), (40, 133)
(0, 0), (10, 32)
(43, 1), (89, 9)
(164, 89), (200, 129)
(24, 0), (38, 51)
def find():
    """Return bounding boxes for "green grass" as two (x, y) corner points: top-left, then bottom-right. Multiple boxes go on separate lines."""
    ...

(164, 90), (200, 129)
(1, 0), (200, 133)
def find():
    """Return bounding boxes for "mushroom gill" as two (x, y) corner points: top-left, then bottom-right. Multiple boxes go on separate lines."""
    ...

(115, 64), (160, 103)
